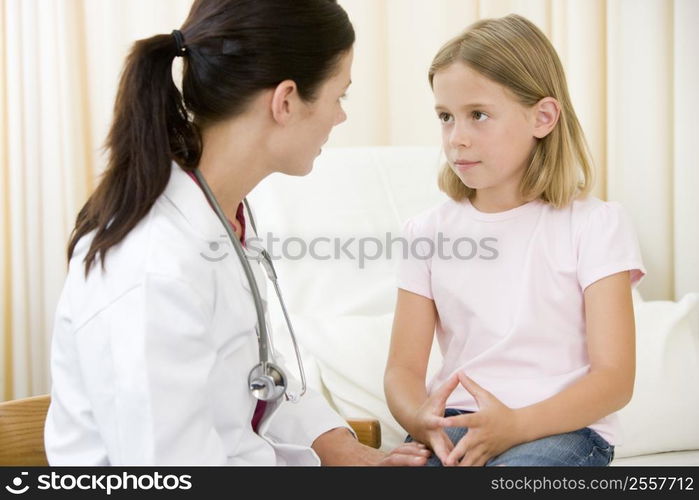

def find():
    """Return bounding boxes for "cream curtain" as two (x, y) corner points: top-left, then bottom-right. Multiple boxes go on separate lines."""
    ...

(2, 0), (697, 400)
(0, 0), (192, 400)
(0, 0), (97, 402)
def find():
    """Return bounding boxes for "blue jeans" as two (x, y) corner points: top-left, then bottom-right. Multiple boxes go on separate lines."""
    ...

(405, 408), (615, 466)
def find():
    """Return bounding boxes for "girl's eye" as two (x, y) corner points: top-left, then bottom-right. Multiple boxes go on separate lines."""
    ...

(339, 93), (348, 102)
(473, 111), (488, 122)
(438, 112), (453, 124)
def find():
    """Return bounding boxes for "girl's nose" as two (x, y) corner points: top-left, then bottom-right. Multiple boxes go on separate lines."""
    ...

(449, 122), (472, 149)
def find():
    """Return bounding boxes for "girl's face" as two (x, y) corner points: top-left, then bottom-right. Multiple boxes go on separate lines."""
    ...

(432, 62), (538, 200)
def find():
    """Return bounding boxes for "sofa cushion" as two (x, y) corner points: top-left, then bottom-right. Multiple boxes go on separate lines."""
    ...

(614, 291), (699, 458)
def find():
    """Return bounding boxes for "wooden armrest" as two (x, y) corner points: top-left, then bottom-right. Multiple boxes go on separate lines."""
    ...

(346, 418), (381, 449)
(0, 395), (384, 463)
(0, 394), (51, 466)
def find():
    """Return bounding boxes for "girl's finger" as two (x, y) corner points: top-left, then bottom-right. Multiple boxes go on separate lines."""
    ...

(445, 434), (473, 466)
(431, 432), (455, 465)
(430, 373), (460, 408)
(439, 412), (477, 428)
(424, 414), (452, 429)
(459, 448), (488, 467)
(457, 372), (493, 408)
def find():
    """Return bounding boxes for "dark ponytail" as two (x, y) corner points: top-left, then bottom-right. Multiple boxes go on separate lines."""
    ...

(67, 34), (195, 276)
(68, 0), (354, 276)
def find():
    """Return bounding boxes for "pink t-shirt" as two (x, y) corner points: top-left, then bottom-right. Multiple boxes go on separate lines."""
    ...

(397, 195), (645, 445)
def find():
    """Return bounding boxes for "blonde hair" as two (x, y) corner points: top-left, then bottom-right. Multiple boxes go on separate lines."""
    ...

(429, 14), (593, 208)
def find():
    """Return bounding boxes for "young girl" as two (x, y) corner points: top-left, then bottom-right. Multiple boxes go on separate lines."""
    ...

(384, 14), (645, 467)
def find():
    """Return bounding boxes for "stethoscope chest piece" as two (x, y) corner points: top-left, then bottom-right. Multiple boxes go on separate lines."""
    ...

(248, 362), (287, 401)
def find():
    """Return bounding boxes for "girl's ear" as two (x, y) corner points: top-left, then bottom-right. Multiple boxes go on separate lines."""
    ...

(532, 97), (561, 139)
(271, 80), (299, 125)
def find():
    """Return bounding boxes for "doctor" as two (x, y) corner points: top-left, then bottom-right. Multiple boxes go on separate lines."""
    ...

(45, 0), (429, 466)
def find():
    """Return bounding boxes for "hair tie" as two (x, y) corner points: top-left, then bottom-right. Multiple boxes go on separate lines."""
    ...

(171, 30), (187, 57)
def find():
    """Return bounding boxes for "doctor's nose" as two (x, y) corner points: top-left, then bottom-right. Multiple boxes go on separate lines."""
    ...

(334, 106), (347, 126)
(448, 122), (472, 149)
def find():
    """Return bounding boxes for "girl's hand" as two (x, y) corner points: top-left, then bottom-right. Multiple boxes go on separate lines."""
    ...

(441, 372), (524, 466)
(409, 373), (461, 464)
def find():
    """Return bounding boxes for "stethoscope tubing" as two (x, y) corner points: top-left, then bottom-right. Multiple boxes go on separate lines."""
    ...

(193, 169), (306, 401)
(193, 169), (271, 364)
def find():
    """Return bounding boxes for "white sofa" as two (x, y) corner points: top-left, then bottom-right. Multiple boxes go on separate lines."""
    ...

(248, 146), (699, 466)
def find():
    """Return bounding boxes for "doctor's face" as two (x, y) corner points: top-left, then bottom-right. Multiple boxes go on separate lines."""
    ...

(282, 48), (353, 176)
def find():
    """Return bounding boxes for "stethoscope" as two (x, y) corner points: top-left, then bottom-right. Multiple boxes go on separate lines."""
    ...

(193, 169), (307, 403)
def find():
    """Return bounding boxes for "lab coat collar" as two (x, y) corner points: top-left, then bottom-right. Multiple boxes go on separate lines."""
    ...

(163, 162), (235, 243)
(163, 163), (263, 296)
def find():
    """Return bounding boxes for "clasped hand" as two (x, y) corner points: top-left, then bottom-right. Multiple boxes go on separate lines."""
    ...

(410, 372), (523, 466)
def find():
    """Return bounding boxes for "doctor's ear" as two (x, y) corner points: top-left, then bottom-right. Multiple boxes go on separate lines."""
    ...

(270, 80), (300, 125)
(532, 97), (561, 139)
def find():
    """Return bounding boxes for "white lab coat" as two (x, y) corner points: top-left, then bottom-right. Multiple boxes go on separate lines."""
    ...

(45, 163), (351, 465)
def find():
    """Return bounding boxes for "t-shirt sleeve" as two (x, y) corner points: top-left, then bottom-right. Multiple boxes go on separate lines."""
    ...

(396, 217), (434, 299)
(577, 201), (646, 291)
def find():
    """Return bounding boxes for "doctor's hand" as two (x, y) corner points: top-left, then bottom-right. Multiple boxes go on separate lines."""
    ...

(439, 372), (524, 466)
(312, 428), (429, 466)
(375, 442), (430, 466)
(407, 373), (461, 465)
